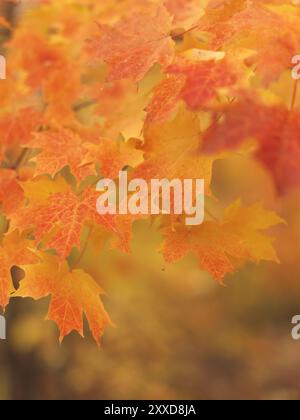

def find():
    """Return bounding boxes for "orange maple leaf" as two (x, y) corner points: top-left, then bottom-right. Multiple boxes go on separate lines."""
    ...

(25, 129), (94, 181)
(167, 55), (241, 110)
(202, 93), (300, 194)
(86, 137), (144, 180)
(10, 33), (68, 90)
(15, 254), (112, 345)
(0, 169), (24, 215)
(199, 1), (300, 84)
(0, 230), (38, 309)
(0, 108), (42, 160)
(11, 186), (123, 259)
(147, 55), (241, 120)
(87, 4), (175, 82)
(146, 74), (186, 123)
(9, 32), (83, 122)
(164, 0), (204, 28)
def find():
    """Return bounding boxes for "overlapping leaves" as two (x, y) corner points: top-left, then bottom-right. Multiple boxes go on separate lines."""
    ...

(0, 0), (295, 344)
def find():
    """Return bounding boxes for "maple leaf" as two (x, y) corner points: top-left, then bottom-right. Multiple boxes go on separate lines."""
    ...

(10, 33), (68, 90)
(87, 4), (175, 82)
(11, 186), (123, 259)
(162, 201), (284, 281)
(167, 55), (242, 110)
(199, 0), (268, 48)
(0, 108), (42, 160)
(199, 1), (300, 84)
(15, 254), (112, 345)
(134, 106), (215, 194)
(1, 0), (296, 346)
(25, 129), (94, 181)
(86, 137), (144, 180)
(9, 32), (83, 122)
(92, 79), (152, 140)
(0, 230), (38, 309)
(202, 93), (300, 194)
(20, 175), (69, 203)
(43, 62), (83, 124)
(146, 74), (186, 123)
(147, 54), (242, 119)
(0, 169), (24, 215)
(164, 0), (205, 28)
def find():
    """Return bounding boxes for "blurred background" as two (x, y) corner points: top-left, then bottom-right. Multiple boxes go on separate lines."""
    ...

(1, 0), (300, 401)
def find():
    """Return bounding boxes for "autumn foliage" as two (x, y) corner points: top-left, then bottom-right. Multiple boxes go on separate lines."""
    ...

(0, 0), (299, 344)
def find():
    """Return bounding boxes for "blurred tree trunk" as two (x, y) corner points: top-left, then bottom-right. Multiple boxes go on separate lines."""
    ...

(0, 1), (15, 48)
(0, 2), (37, 400)
(0, 1), (14, 24)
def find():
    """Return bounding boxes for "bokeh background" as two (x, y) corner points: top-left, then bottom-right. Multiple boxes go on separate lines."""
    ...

(1, 0), (300, 401)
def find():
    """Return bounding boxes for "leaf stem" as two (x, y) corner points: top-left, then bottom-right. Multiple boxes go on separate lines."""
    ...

(172, 24), (200, 40)
(205, 206), (219, 222)
(71, 226), (93, 270)
(291, 79), (298, 111)
(11, 148), (30, 170)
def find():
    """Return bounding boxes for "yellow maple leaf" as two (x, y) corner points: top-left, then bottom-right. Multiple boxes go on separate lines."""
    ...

(134, 106), (216, 195)
(162, 200), (285, 281)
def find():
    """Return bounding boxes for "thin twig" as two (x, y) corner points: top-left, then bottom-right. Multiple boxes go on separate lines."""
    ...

(71, 226), (93, 270)
(291, 79), (298, 111)
(11, 148), (29, 170)
(172, 25), (200, 40)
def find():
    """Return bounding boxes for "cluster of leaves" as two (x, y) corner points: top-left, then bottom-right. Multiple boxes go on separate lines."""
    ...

(1, 0), (298, 344)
